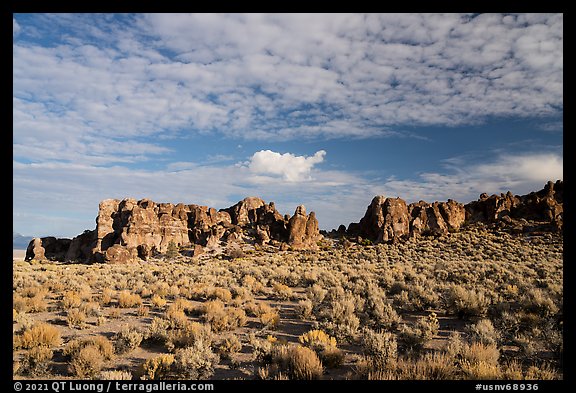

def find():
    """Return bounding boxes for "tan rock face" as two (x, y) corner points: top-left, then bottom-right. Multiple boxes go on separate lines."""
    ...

(465, 180), (563, 230)
(36, 197), (322, 263)
(355, 197), (411, 243)
(346, 181), (561, 243)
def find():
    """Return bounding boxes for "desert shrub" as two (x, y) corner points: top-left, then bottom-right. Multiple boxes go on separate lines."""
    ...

(80, 301), (101, 317)
(67, 309), (87, 329)
(501, 360), (524, 380)
(444, 284), (490, 318)
(20, 347), (53, 376)
(68, 345), (104, 379)
(272, 282), (294, 300)
(166, 241), (179, 258)
(172, 341), (220, 379)
(118, 290), (143, 308)
(63, 336), (115, 361)
(151, 294), (167, 308)
(217, 334), (243, 359)
(396, 352), (459, 380)
(319, 292), (360, 341)
(166, 306), (188, 329)
(259, 310), (280, 330)
(525, 363), (561, 380)
(444, 331), (465, 357)
(13, 293), (28, 313)
(147, 317), (171, 344)
(100, 288), (116, 306)
(208, 287), (233, 303)
(142, 354), (175, 380)
(306, 284), (328, 305)
(368, 298), (401, 331)
(361, 328), (398, 369)
(520, 288), (559, 318)
(468, 319), (500, 346)
(299, 329), (336, 352)
(61, 291), (83, 310)
(270, 345), (323, 380)
(99, 370), (133, 380)
(14, 322), (61, 349)
(137, 305), (150, 317)
(107, 307), (121, 319)
(114, 325), (144, 354)
(296, 299), (314, 319)
(201, 300), (247, 332)
(299, 329), (343, 368)
(166, 321), (213, 352)
(25, 294), (48, 313)
(398, 313), (439, 351)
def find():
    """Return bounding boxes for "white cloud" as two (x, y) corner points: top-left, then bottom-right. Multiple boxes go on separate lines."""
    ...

(12, 13), (563, 155)
(13, 18), (20, 36)
(248, 150), (326, 182)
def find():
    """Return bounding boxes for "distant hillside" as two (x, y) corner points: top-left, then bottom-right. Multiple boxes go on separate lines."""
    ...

(13, 232), (33, 249)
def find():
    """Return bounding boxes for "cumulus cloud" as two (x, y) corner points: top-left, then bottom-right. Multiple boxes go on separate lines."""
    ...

(248, 150), (326, 182)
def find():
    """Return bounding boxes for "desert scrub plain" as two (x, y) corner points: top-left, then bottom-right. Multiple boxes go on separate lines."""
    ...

(13, 223), (563, 380)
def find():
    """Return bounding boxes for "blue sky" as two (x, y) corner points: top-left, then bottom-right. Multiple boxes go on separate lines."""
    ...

(13, 13), (563, 238)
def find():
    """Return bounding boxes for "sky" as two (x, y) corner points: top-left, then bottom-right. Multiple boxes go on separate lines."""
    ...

(13, 13), (563, 238)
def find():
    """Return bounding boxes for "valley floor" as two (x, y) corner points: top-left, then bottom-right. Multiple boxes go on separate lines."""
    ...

(12, 224), (563, 380)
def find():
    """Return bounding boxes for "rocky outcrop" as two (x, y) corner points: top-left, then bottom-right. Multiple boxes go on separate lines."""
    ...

(465, 180), (563, 231)
(288, 206), (321, 249)
(27, 196), (321, 263)
(25, 237), (72, 261)
(348, 197), (465, 243)
(345, 181), (561, 243)
(409, 200), (466, 237)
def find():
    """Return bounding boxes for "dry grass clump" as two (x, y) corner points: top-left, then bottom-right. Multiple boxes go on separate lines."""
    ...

(63, 335), (115, 361)
(61, 291), (83, 310)
(14, 322), (61, 349)
(19, 347), (53, 376)
(66, 308), (87, 329)
(270, 344), (323, 380)
(118, 290), (143, 308)
(151, 294), (167, 308)
(141, 354), (175, 380)
(68, 345), (104, 378)
(172, 342), (220, 379)
(398, 312), (439, 351)
(166, 321), (213, 352)
(200, 300), (248, 332)
(142, 339), (220, 380)
(444, 284), (490, 318)
(272, 282), (294, 300)
(298, 329), (343, 368)
(114, 325), (144, 354)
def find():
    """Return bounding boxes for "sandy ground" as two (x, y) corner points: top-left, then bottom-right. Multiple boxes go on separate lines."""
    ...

(13, 249), (26, 260)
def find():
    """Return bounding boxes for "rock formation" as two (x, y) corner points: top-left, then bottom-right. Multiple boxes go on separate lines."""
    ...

(25, 237), (72, 262)
(345, 181), (561, 244)
(26, 197), (321, 263)
(465, 180), (563, 231)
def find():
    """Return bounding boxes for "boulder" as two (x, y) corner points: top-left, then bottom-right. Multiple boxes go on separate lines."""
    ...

(105, 244), (138, 264)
